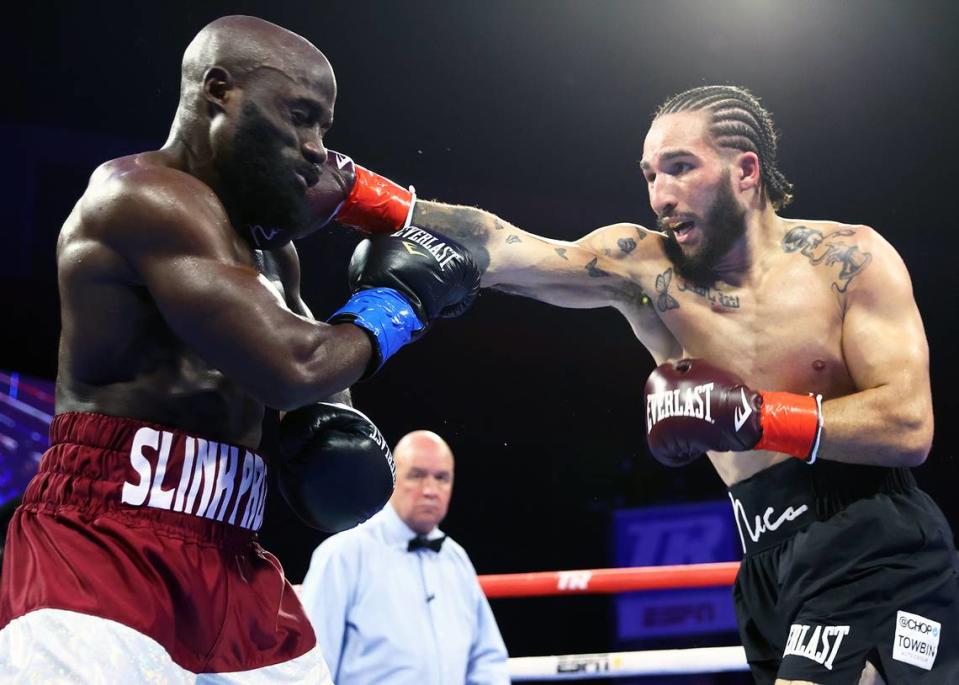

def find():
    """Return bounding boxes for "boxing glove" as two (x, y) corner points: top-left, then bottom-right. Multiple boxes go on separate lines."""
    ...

(276, 402), (395, 532)
(644, 358), (823, 467)
(329, 226), (480, 374)
(307, 150), (415, 234)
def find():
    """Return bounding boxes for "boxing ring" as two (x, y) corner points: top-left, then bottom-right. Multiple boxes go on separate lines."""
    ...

(478, 561), (749, 681)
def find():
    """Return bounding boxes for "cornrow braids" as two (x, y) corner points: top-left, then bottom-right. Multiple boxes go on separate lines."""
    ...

(655, 85), (794, 209)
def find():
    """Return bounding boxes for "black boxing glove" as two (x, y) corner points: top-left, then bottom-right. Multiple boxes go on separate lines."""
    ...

(644, 358), (823, 467)
(306, 150), (415, 234)
(329, 226), (480, 374)
(277, 403), (395, 532)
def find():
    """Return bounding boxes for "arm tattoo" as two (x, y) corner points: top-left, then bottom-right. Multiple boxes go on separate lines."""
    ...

(410, 201), (493, 273)
(555, 247), (569, 260)
(781, 226), (872, 293)
(585, 257), (611, 278)
(618, 237), (637, 254)
(506, 234), (522, 244)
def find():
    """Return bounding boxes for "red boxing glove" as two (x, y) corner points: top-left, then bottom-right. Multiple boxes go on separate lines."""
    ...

(306, 150), (415, 235)
(644, 359), (823, 467)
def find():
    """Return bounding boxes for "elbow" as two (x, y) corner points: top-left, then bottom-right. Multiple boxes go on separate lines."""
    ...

(896, 408), (934, 467)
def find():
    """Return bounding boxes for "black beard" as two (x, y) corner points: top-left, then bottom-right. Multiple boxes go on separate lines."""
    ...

(662, 173), (746, 286)
(217, 102), (311, 247)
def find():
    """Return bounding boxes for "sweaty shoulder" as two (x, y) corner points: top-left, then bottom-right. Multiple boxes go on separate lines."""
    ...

(77, 154), (235, 260)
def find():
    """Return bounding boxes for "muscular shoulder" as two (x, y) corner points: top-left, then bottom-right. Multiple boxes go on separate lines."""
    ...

(778, 219), (904, 298)
(576, 222), (664, 262)
(77, 154), (233, 256)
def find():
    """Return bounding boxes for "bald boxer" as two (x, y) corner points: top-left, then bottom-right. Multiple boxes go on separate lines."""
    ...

(0, 15), (478, 682)
(300, 431), (510, 685)
(338, 85), (959, 684)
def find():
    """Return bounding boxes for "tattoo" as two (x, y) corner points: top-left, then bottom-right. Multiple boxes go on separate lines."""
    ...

(617, 237), (637, 254)
(603, 248), (612, 256)
(555, 247), (568, 260)
(654, 267), (741, 310)
(585, 257), (611, 278)
(506, 234), (522, 244)
(493, 220), (506, 230)
(410, 201), (492, 273)
(677, 279), (741, 308)
(635, 226), (647, 240)
(654, 268), (680, 311)
(781, 226), (872, 293)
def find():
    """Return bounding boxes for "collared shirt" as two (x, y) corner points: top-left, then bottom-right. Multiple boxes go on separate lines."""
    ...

(300, 503), (510, 685)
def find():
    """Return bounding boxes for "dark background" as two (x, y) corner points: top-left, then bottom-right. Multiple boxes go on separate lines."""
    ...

(4, 1), (958, 681)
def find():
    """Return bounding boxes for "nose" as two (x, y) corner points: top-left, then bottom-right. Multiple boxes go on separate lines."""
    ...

(649, 176), (677, 219)
(421, 477), (440, 498)
(302, 133), (327, 166)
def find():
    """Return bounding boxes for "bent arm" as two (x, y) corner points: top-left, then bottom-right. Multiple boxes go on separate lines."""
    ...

(105, 178), (371, 410)
(819, 230), (933, 467)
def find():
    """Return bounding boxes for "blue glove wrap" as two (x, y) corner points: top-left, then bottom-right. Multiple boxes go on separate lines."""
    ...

(329, 288), (425, 372)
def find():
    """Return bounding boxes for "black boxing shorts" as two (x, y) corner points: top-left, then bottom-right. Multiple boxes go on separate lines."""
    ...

(728, 458), (959, 684)
(0, 412), (327, 680)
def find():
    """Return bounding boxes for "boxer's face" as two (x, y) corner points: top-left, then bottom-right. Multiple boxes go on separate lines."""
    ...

(642, 111), (747, 284)
(216, 64), (336, 243)
(390, 442), (454, 535)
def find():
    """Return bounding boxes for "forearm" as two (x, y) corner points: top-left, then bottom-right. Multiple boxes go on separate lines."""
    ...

(412, 200), (515, 277)
(817, 384), (933, 467)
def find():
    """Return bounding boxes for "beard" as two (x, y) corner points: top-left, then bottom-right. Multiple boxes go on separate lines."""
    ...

(662, 171), (747, 286)
(217, 102), (312, 247)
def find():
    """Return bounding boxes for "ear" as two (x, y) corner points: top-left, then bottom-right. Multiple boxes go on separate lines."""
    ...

(735, 151), (761, 192)
(202, 66), (235, 111)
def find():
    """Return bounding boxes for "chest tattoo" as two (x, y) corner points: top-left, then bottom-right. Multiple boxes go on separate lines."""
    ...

(653, 267), (740, 312)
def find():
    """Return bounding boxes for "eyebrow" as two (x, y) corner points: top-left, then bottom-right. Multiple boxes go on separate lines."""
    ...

(639, 149), (697, 172)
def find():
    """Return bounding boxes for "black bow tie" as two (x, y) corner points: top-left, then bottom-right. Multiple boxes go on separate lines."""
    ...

(408, 535), (446, 553)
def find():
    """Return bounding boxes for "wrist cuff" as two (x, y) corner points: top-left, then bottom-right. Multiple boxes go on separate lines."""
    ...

(335, 166), (414, 234)
(329, 288), (425, 375)
(755, 391), (824, 463)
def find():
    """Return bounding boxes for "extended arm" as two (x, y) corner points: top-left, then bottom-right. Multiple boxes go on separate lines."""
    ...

(412, 200), (651, 310)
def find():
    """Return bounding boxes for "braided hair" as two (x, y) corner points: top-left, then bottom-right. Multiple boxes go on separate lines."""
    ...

(655, 85), (794, 209)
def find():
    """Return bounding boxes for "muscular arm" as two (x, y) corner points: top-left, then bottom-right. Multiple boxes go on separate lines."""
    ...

(96, 170), (370, 410)
(412, 200), (652, 309)
(818, 230), (933, 467)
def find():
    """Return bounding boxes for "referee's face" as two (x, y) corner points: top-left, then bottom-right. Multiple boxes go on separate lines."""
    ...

(390, 434), (455, 535)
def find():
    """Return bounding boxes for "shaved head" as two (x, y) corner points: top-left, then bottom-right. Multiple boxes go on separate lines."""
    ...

(179, 15), (334, 103)
(394, 431), (455, 467)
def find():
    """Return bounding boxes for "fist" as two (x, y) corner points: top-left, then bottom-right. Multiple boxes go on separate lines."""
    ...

(306, 150), (357, 229)
(277, 403), (395, 532)
(644, 358), (763, 466)
(348, 226), (481, 326)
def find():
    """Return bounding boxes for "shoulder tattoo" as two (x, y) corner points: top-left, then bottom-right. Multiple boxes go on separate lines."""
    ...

(782, 226), (872, 293)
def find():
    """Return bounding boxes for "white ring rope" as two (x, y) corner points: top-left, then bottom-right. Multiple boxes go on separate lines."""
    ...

(508, 646), (749, 681)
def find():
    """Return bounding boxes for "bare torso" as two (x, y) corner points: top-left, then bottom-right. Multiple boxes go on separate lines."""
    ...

(592, 219), (870, 484)
(56, 151), (298, 449)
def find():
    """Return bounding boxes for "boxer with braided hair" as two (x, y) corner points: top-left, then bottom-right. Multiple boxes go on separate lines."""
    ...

(337, 85), (959, 684)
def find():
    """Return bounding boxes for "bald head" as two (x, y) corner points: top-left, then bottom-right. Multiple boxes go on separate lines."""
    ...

(179, 15), (334, 105)
(390, 431), (455, 534)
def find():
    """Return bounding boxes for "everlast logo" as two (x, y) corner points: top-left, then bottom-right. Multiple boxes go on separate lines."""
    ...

(646, 383), (715, 434)
(121, 427), (268, 531)
(395, 226), (462, 270)
(783, 623), (850, 671)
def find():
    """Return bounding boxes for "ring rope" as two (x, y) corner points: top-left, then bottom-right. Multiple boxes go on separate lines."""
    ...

(478, 561), (740, 598)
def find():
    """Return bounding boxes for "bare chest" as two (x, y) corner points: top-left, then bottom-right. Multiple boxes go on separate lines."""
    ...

(640, 260), (854, 397)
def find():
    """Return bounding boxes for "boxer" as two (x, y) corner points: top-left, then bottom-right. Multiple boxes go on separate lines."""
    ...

(335, 85), (958, 684)
(0, 15), (477, 682)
